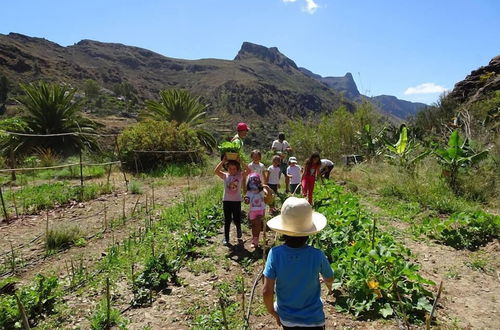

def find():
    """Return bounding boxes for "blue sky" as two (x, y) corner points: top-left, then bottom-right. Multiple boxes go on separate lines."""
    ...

(1, 0), (499, 104)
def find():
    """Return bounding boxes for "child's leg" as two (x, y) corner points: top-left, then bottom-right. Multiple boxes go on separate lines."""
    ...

(232, 201), (242, 239)
(308, 180), (316, 204)
(222, 201), (232, 242)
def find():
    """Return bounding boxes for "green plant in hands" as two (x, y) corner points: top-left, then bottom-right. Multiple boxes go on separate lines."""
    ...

(383, 125), (430, 172)
(434, 129), (488, 195)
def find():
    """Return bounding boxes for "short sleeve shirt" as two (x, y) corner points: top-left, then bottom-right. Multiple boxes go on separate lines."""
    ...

(287, 165), (302, 185)
(248, 162), (265, 177)
(271, 140), (290, 152)
(320, 159), (334, 168)
(223, 172), (242, 201)
(232, 134), (243, 150)
(263, 245), (334, 325)
(267, 165), (281, 185)
(245, 191), (266, 211)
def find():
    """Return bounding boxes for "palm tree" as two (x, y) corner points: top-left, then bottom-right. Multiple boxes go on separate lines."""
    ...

(140, 89), (217, 151)
(12, 81), (99, 156)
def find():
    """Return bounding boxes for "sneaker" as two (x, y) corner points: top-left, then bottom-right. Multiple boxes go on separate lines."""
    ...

(222, 239), (229, 246)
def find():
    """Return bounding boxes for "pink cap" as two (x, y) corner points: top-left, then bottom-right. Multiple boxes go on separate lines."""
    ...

(237, 122), (249, 131)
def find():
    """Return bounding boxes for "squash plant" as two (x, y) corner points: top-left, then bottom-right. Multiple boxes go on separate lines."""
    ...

(434, 130), (488, 195)
(311, 183), (434, 321)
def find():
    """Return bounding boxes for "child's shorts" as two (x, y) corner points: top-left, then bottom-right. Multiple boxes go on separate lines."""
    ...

(249, 209), (265, 220)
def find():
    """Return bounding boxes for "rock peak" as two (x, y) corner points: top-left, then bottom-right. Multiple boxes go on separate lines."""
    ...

(234, 42), (298, 70)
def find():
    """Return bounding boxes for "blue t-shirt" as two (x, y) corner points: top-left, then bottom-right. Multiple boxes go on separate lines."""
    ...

(263, 244), (334, 325)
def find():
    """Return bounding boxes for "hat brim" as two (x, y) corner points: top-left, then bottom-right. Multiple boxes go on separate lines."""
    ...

(267, 212), (327, 236)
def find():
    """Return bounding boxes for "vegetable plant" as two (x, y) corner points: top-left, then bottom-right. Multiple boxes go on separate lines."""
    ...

(434, 130), (488, 195)
(383, 125), (429, 173)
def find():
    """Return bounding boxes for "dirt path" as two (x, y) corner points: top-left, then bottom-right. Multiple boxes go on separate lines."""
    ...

(0, 175), (211, 281)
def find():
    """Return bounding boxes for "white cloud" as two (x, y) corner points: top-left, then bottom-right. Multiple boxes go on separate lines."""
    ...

(304, 0), (319, 14)
(404, 83), (448, 95)
(281, 0), (319, 14)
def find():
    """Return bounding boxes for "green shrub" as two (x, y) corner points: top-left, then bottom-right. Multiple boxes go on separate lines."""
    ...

(45, 225), (82, 253)
(412, 211), (500, 250)
(129, 180), (143, 194)
(118, 120), (205, 171)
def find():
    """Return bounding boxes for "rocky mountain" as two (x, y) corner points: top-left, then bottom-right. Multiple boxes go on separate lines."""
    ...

(300, 67), (427, 118)
(447, 55), (500, 105)
(0, 33), (423, 122)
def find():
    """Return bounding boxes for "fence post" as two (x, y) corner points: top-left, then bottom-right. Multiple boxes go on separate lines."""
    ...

(79, 150), (84, 201)
(106, 277), (111, 330)
(0, 185), (9, 221)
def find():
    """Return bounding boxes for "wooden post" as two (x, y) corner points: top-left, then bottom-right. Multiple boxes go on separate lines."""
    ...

(218, 296), (229, 330)
(10, 242), (16, 274)
(114, 136), (128, 190)
(106, 277), (111, 330)
(122, 194), (126, 220)
(106, 164), (112, 187)
(10, 186), (18, 218)
(14, 293), (31, 330)
(103, 205), (108, 232)
(371, 217), (377, 250)
(0, 185), (8, 221)
(79, 150), (84, 201)
(151, 183), (155, 210)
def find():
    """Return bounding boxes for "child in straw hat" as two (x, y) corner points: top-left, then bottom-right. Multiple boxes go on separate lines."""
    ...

(262, 197), (333, 329)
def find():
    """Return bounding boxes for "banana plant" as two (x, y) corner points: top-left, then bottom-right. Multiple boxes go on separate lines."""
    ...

(356, 124), (385, 158)
(434, 130), (488, 194)
(383, 125), (430, 172)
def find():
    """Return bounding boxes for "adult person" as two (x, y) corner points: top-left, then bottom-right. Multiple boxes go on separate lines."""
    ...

(271, 132), (292, 192)
(263, 197), (334, 329)
(320, 159), (334, 179)
(232, 122), (249, 150)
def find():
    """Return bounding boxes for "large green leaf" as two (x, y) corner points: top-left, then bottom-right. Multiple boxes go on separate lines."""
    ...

(395, 126), (408, 154)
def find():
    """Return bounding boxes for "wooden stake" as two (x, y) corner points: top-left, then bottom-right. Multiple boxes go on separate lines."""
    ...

(79, 150), (84, 201)
(10, 242), (16, 274)
(122, 194), (126, 220)
(0, 185), (9, 221)
(10, 186), (18, 218)
(14, 293), (31, 330)
(103, 205), (108, 232)
(371, 217), (377, 250)
(106, 277), (111, 330)
(151, 183), (155, 210)
(218, 296), (229, 330)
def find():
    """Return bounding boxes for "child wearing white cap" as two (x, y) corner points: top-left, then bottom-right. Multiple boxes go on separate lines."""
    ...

(262, 197), (333, 329)
(286, 157), (302, 195)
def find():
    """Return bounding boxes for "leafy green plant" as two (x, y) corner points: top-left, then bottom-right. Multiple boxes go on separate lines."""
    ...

(89, 298), (128, 330)
(311, 182), (434, 321)
(356, 124), (385, 158)
(128, 181), (143, 195)
(217, 141), (241, 154)
(118, 120), (205, 171)
(412, 211), (499, 250)
(140, 89), (217, 151)
(0, 275), (60, 329)
(383, 125), (430, 172)
(434, 130), (488, 195)
(45, 225), (82, 253)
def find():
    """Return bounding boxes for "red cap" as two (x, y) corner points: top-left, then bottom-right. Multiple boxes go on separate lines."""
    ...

(237, 122), (249, 131)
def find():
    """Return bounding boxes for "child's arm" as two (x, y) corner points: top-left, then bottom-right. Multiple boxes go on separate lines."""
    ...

(322, 276), (334, 293)
(263, 185), (271, 196)
(214, 159), (226, 180)
(262, 276), (281, 326)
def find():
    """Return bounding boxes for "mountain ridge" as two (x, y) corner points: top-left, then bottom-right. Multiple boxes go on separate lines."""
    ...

(0, 32), (423, 121)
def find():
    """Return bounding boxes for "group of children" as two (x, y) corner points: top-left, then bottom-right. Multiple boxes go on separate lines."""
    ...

(215, 148), (334, 249)
(215, 124), (335, 329)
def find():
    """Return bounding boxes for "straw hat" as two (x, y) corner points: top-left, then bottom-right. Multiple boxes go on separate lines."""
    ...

(267, 197), (327, 236)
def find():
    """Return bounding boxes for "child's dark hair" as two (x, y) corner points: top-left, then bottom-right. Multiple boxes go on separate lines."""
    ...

(283, 235), (308, 248)
(250, 149), (261, 158)
(305, 152), (321, 168)
(226, 160), (241, 171)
